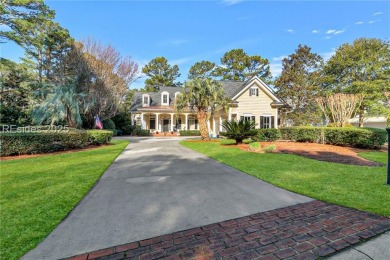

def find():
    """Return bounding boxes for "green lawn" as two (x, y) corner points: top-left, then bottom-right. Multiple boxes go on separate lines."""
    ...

(181, 140), (390, 217)
(0, 139), (129, 260)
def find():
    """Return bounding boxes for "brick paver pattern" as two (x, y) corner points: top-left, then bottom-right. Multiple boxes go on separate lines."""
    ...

(64, 201), (390, 260)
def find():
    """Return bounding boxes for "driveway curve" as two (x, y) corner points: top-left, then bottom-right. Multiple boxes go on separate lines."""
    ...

(23, 137), (312, 260)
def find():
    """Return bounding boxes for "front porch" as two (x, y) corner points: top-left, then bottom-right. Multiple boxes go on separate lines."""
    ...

(132, 112), (226, 136)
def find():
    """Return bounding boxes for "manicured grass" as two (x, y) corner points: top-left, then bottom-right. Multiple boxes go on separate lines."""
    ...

(0, 139), (129, 260)
(181, 140), (390, 217)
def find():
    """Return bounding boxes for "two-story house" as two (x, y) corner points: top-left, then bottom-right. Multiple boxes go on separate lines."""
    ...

(130, 76), (284, 136)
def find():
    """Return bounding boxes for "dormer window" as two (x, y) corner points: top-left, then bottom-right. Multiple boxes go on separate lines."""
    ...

(249, 87), (259, 97)
(161, 91), (169, 106)
(142, 94), (150, 107)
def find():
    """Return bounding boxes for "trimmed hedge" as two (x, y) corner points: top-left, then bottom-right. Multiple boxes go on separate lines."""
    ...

(280, 127), (323, 142)
(324, 127), (387, 149)
(86, 130), (113, 145)
(279, 127), (386, 149)
(179, 130), (201, 136)
(254, 129), (281, 141)
(0, 130), (89, 156)
(132, 128), (150, 136)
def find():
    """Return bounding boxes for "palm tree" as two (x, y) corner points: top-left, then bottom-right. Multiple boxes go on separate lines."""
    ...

(176, 78), (228, 141)
(33, 79), (91, 128)
(221, 120), (257, 144)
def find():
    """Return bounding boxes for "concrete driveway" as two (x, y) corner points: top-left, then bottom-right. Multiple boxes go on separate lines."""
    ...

(23, 137), (312, 260)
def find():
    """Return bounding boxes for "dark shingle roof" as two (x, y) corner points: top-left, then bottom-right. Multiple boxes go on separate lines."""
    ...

(130, 82), (246, 112)
(219, 81), (245, 98)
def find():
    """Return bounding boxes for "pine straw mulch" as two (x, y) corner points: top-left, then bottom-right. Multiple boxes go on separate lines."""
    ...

(229, 141), (386, 167)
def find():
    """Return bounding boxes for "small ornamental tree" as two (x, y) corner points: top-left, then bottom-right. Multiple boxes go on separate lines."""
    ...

(221, 120), (257, 144)
(176, 78), (228, 141)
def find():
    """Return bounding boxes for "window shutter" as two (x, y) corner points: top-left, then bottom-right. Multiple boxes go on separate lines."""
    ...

(271, 116), (275, 128)
(251, 116), (255, 122)
(256, 89), (259, 96)
(260, 116), (264, 128)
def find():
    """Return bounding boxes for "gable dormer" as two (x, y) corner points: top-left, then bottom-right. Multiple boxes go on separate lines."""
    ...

(161, 91), (169, 106)
(142, 94), (150, 107)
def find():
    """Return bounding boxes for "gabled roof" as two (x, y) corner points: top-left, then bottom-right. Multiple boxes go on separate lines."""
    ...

(130, 76), (283, 112)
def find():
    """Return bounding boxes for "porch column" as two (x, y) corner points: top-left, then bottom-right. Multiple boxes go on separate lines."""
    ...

(184, 113), (188, 130)
(228, 107), (232, 121)
(207, 119), (211, 134)
(170, 113), (174, 132)
(141, 112), (145, 130)
(219, 116), (223, 132)
(155, 113), (160, 132)
(212, 117), (216, 136)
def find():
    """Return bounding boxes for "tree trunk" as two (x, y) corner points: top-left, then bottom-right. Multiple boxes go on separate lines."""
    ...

(197, 109), (210, 141)
(359, 105), (364, 127)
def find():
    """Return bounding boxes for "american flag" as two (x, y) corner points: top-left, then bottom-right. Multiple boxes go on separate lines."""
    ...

(95, 116), (103, 129)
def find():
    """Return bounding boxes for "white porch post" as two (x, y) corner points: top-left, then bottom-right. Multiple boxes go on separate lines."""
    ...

(219, 116), (223, 132)
(155, 113), (160, 132)
(184, 113), (188, 130)
(228, 107), (232, 121)
(170, 113), (174, 132)
(274, 110), (278, 129)
(212, 117), (216, 136)
(207, 119), (211, 134)
(141, 112), (145, 130)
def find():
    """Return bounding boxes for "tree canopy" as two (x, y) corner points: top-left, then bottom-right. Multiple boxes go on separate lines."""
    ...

(274, 44), (324, 126)
(188, 60), (216, 79)
(213, 49), (272, 83)
(323, 38), (390, 126)
(176, 78), (229, 141)
(142, 57), (181, 91)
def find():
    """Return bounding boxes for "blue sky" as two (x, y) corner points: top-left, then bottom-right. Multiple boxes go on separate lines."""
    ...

(1, 0), (389, 89)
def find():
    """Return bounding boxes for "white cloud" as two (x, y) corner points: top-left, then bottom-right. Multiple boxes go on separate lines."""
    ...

(270, 63), (283, 77)
(326, 29), (336, 34)
(272, 55), (287, 62)
(286, 29), (295, 34)
(373, 12), (383, 16)
(170, 57), (192, 66)
(312, 30), (319, 34)
(355, 21), (364, 25)
(334, 30), (345, 35)
(325, 36), (332, 40)
(221, 0), (244, 5)
(368, 20), (380, 24)
(320, 49), (336, 61)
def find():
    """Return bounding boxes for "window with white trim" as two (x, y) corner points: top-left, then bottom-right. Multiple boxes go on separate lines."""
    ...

(161, 91), (169, 105)
(240, 115), (256, 129)
(260, 116), (275, 129)
(249, 87), (259, 97)
(142, 94), (150, 107)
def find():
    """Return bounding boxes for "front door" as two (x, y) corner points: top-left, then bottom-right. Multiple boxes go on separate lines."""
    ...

(162, 119), (170, 132)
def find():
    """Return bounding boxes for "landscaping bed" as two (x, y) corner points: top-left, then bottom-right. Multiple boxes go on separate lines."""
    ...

(232, 141), (384, 166)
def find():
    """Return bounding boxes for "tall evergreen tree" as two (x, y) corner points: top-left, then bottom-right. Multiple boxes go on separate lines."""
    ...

(214, 49), (272, 83)
(274, 44), (323, 126)
(188, 60), (216, 79)
(142, 57), (181, 91)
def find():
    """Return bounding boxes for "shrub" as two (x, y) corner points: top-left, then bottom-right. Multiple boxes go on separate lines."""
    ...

(327, 123), (354, 127)
(105, 129), (118, 136)
(249, 142), (262, 152)
(263, 145), (277, 153)
(122, 125), (137, 135)
(324, 127), (386, 149)
(0, 130), (88, 156)
(103, 119), (116, 130)
(221, 120), (257, 144)
(280, 127), (322, 142)
(86, 130), (113, 145)
(132, 128), (150, 136)
(179, 130), (201, 136)
(254, 128), (281, 141)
